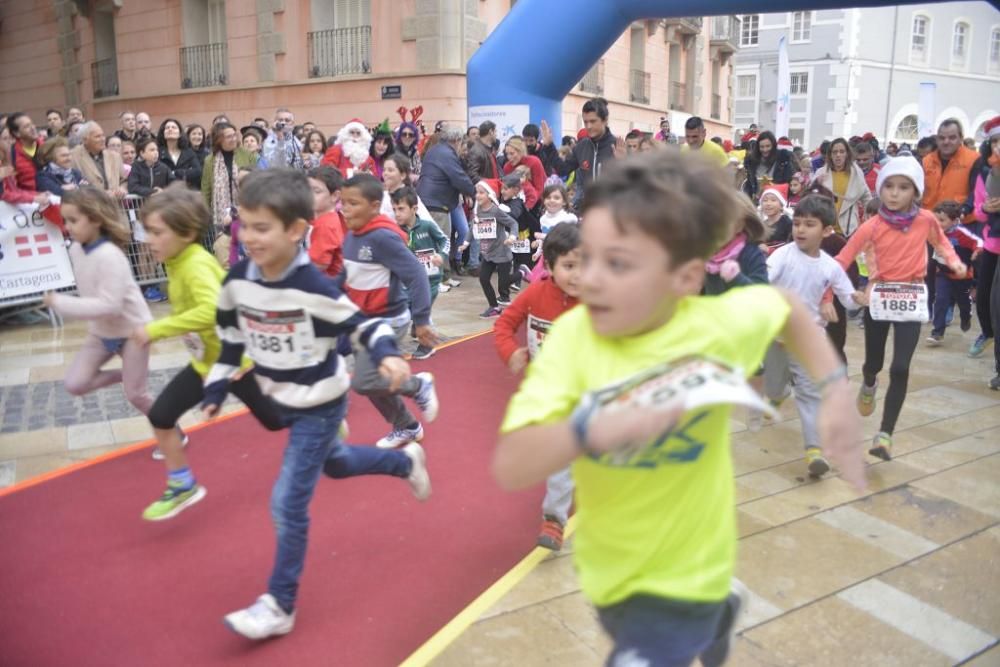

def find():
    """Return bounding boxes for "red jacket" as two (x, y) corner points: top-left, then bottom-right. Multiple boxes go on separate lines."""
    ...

(12, 140), (40, 192)
(320, 144), (376, 178)
(308, 210), (347, 277)
(503, 154), (547, 198)
(494, 276), (578, 363)
(862, 164), (879, 194)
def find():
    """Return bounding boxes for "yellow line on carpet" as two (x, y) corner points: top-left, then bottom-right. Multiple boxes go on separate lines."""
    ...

(399, 516), (578, 667)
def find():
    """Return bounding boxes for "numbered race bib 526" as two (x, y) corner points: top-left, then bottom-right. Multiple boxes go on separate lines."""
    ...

(510, 238), (532, 255)
(237, 305), (319, 370)
(526, 315), (551, 358)
(474, 217), (497, 240)
(869, 282), (928, 323)
(415, 248), (440, 276)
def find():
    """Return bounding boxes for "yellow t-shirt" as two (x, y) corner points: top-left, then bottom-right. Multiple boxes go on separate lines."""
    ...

(832, 170), (850, 216)
(681, 139), (730, 168)
(500, 286), (790, 608)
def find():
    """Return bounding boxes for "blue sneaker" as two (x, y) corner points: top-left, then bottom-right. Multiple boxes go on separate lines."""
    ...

(414, 372), (439, 422)
(968, 334), (991, 358)
(143, 286), (167, 303)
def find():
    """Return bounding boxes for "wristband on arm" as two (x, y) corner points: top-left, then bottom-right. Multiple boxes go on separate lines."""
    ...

(569, 393), (602, 458)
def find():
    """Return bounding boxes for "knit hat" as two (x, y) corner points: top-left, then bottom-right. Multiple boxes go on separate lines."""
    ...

(875, 155), (924, 199)
(760, 183), (789, 209)
(476, 179), (511, 213)
(985, 116), (1000, 139)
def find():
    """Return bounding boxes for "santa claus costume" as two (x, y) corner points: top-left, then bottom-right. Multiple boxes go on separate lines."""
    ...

(321, 119), (376, 178)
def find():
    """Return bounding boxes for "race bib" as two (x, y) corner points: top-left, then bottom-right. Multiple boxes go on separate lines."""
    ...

(237, 305), (319, 370)
(474, 217), (497, 240)
(526, 315), (551, 358)
(415, 248), (440, 276)
(869, 282), (928, 323)
(182, 333), (206, 362)
(510, 238), (532, 254)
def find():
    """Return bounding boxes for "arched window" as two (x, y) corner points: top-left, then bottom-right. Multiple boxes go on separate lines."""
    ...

(952, 21), (970, 68)
(911, 15), (930, 64)
(895, 115), (919, 142)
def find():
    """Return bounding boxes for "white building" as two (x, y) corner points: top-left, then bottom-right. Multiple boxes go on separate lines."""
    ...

(732, 2), (1000, 149)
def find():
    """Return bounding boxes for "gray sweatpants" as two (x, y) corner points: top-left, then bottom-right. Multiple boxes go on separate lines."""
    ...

(351, 321), (423, 430)
(763, 342), (820, 449)
(542, 467), (574, 525)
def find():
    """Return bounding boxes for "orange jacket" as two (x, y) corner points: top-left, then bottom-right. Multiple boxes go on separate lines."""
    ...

(921, 145), (978, 213)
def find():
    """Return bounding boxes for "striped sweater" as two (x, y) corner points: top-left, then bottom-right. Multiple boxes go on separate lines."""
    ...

(203, 249), (399, 410)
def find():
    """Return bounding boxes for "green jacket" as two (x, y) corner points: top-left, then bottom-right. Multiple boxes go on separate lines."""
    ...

(200, 147), (258, 209)
(406, 218), (449, 288)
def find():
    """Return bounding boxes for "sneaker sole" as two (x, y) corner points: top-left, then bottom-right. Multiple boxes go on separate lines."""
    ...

(925, 337), (942, 346)
(222, 616), (295, 640)
(376, 430), (424, 449)
(143, 485), (207, 521)
(410, 349), (436, 361)
(868, 445), (892, 461)
(402, 443), (431, 501)
(415, 372), (439, 423)
(536, 536), (562, 551)
(808, 457), (830, 478)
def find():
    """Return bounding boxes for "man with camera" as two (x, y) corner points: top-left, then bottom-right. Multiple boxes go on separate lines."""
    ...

(262, 107), (304, 169)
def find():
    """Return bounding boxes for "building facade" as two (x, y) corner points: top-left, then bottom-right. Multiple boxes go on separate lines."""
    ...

(733, 2), (1000, 149)
(0, 1), (738, 141)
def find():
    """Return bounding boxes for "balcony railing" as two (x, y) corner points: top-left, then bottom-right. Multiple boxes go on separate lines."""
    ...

(629, 69), (651, 105)
(308, 26), (372, 78)
(710, 15), (741, 56)
(579, 59), (604, 95)
(711, 93), (722, 120)
(180, 43), (228, 89)
(91, 58), (118, 98)
(662, 16), (703, 35)
(670, 81), (687, 110)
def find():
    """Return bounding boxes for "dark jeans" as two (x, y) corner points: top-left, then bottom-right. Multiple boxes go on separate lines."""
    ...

(597, 593), (737, 667)
(269, 397), (412, 611)
(479, 259), (512, 308)
(932, 275), (973, 335)
(978, 250), (998, 339)
(148, 364), (284, 431)
(825, 298), (848, 365)
(862, 309), (921, 435)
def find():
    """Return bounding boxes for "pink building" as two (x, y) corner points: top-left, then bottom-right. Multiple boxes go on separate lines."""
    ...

(0, 1), (738, 140)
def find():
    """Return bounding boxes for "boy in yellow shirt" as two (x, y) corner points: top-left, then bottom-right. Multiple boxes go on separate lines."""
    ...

(493, 151), (866, 666)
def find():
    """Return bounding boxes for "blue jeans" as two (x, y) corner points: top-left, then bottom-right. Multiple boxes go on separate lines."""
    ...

(267, 397), (412, 611)
(931, 274), (972, 335)
(450, 205), (468, 261)
(597, 593), (735, 667)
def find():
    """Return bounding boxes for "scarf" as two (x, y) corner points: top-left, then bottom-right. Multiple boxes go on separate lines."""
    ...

(879, 204), (919, 232)
(706, 233), (747, 274)
(47, 162), (75, 183)
(211, 150), (239, 230)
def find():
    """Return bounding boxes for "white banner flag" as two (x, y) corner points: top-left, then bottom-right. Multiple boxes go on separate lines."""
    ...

(775, 35), (791, 139)
(0, 202), (75, 299)
(918, 82), (936, 140)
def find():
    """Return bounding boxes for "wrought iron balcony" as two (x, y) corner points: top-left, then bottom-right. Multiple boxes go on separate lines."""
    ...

(579, 59), (604, 95)
(180, 43), (228, 89)
(308, 26), (372, 78)
(630, 69), (651, 105)
(91, 58), (118, 98)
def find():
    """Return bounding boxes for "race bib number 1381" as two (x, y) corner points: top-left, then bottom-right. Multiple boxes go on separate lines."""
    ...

(237, 306), (319, 370)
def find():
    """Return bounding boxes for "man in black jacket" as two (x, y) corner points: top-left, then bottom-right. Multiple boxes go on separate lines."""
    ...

(536, 97), (624, 205)
(466, 120), (500, 183)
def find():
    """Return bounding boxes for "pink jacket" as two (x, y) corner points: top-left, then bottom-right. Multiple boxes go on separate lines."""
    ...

(973, 171), (1000, 254)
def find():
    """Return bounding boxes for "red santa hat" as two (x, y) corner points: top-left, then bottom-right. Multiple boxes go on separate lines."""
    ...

(760, 183), (789, 209)
(985, 116), (1000, 139)
(476, 179), (511, 213)
(862, 132), (876, 142)
(777, 136), (794, 150)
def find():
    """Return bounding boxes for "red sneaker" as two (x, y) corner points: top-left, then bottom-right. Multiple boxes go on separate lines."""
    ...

(537, 516), (564, 551)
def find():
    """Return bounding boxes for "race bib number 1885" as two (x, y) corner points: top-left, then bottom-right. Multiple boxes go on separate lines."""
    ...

(237, 306), (319, 370)
(869, 282), (928, 323)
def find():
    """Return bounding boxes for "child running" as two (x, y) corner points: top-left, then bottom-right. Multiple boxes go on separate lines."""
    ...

(926, 200), (982, 346)
(473, 178), (518, 318)
(493, 150), (865, 667)
(391, 186), (449, 360)
(494, 222), (581, 550)
(764, 195), (864, 477)
(340, 173), (440, 449)
(306, 165), (346, 277)
(201, 169), (431, 640)
(523, 182), (577, 283)
(837, 156), (966, 460)
(43, 187), (154, 421)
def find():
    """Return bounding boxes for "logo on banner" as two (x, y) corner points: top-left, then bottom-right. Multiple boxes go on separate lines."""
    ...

(15, 233), (53, 257)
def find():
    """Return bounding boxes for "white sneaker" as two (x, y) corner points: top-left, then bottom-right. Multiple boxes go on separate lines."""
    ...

(223, 593), (295, 640)
(376, 423), (424, 449)
(402, 442), (431, 501)
(438, 283), (451, 293)
(446, 278), (462, 288)
(151, 426), (190, 461)
(414, 372), (439, 422)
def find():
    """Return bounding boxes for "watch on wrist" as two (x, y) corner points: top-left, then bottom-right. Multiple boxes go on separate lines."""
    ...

(569, 393), (601, 458)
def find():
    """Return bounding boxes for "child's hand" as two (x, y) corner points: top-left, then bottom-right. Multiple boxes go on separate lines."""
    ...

(818, 382), (867, 492)
(972, 248), (982, 261)
(202, 403), (221, 420)
(852, 290), (869, 307)
(950, 261), (968, 277)
(508, 348), (529, 375)
(378, 356), (411, 392)
(820, 302), (839, 323)
(415, 324), (440, 350)
(431, 255), (444, 267)
(458, 241), (469, 252)
(530, 240), (540, 249)
(504, 237), (514, 246)
(719, 260), (741, 283)
(587, 401), (686, 457)
(130, 325), (150, 347)
(612, 137), (627, 160)
(34, 192), (50, 207)
(41, 291), (55, 307)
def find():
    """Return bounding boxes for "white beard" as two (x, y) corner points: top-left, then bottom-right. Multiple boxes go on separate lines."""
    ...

(339, 139), (370, 167)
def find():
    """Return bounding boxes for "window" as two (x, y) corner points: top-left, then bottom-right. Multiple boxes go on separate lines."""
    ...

(992, 29), (1000, 72)
(952, 22), (969, 66)
(792, 12), (812, 42)
(895, 114), (918, 141)
(911, 15), (929, 63)
(740, 15), (759, 47)
(790, 72), (809, 95)
(736, 74), (757, 98)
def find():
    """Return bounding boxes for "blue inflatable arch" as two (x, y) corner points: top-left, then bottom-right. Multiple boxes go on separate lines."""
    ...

(468, 0), (923, 139)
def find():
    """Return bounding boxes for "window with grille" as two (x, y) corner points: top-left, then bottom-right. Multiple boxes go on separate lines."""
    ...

(895, 115), (918, 141)
(792, 12), (811, 42)
(911, 15), (929, 62)
(790, 72), (808, 95)
(740, 15), (759, 47)
(736, 74), (757, 98)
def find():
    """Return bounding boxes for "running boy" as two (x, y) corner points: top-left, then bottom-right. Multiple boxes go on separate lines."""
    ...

(493, 222), (581, 550)
(493, 151), (865, 667)
(306, 165), (346, 277)
(340, 173), (440, 449)
(764, 195), (864, 477)
(391, 186), (449, 360)
(202, 169), (432, 640)
(926, 200), (981, 345)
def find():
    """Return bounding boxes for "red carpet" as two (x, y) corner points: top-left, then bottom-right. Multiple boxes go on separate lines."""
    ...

(0, 333), (543, 667)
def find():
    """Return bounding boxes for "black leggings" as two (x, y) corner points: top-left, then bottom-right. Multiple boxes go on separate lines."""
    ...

(148, 364), (285, 431)
(479, 259), (512, 308)
(862, 309), (921, 435)
(977, 250), (997, 339)
(825, 298), (848, 365)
